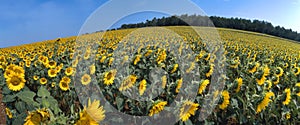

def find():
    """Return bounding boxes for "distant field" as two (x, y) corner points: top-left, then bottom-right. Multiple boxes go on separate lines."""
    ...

(0, 26), (299, 124)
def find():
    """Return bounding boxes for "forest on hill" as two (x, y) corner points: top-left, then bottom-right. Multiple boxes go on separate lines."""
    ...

(117, 14), (300, 42)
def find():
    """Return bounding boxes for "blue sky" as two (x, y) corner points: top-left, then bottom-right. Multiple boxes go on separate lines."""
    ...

(0, 0), (299, 48)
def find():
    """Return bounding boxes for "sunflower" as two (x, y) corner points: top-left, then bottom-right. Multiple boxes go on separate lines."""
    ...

(275, 67), (284, 77)
(133, 55), (141, 65)
(51, 82), (56, 88)
(119, 75), (137, 91)
(265, 80), (272, 90)
(186, 62), (195, 73)
(170, 64), (178, 74)
(48, 69), (57, 78)
(285, 112), (291, 120)
(175, 78), (183, 93)
(161, 75), (167, 89)
(89, 64), (96, 75)
(235, 77), (243, 92)
(179, 101), (199, 121)
(6, 73), (26, 91)
(144, 50), (153, 57)
(75, 98), (105, 125)
(25, 60), (31, 68)
(59, 80), (70, 91)
(219, 90), (230, 110)
(5, 108), (13, 119)
(248, 62), (260, 73)
(108, 58), (114, 66)
(48, 60), (57, 69)
(103, 69), (117, 86)
(40, 78), (48, 85)
(24, 108), (50, 125)
(139, 79), (147, 95)
(100, 56), (107, 63)
(198, 79), (210, 94)
(205, 64), (214, 77)
(282, 88), (291, 105)
(81, 74), (91, 85)
(256, 75), (266, 86)
(156, 50), (167, 65)
(296, 83), (300, 97)
(263, 65), (270, 76)
(65, 67), (74, 76)
(256, 91), (275, 113)
(149, 101), (168, 116)
(293, 67), (300, 75)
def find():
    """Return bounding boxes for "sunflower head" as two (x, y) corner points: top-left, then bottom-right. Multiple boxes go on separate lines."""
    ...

(24, 108), (50, 125)
(81, 74), (92, 85)
(75, 98), (105, 125)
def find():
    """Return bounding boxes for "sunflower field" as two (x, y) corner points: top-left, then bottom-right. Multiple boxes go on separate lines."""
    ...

(0, 26), (300, 124)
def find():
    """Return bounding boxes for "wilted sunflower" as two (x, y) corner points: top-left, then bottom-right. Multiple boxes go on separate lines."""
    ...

(6, 73), (26, 91)
(81, 74), (91, 85)
(139, 79), (147, 95)
(24, 108), (50, 125)
(103, 69), (117, 86)
(149, 101), (168, 116)
(75, 98), (105, 125)
(179, 101), (199, 121)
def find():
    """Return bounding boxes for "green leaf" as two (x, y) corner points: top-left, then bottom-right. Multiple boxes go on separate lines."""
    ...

(2, 94), (16, 103)
(15, 101), (26, 113)
(184, 119), (193, 125)
(37, 86), (50, 97)
(2, 86), (12, 94)
(42, 98), (50, 108)
(12, 112), (26, 125)
(16, 90), (39, 106)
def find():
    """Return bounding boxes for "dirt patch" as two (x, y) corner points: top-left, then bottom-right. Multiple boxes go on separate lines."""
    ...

(0, 89), (6, 124)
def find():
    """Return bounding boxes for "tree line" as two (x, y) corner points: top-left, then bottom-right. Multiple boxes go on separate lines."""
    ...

(117, 14), (300, 42)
